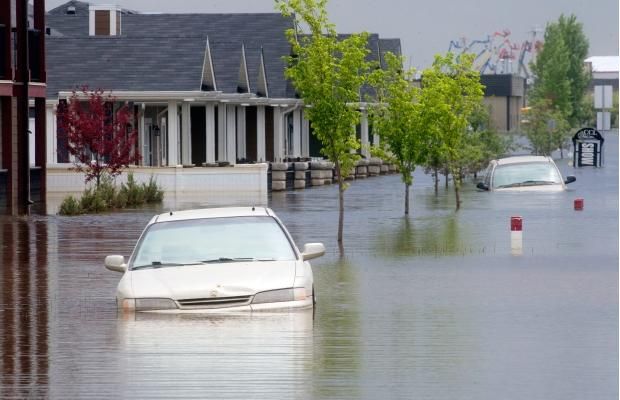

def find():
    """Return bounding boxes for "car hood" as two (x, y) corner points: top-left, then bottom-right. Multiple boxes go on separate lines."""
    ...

(128, 260), (298, 300)
(493, 184), (565, 192)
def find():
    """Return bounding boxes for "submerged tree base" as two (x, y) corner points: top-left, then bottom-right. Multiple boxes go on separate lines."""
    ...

(59, 174), (164, 215)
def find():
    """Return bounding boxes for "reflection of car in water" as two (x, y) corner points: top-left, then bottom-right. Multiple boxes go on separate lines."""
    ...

(104, 207), (325, 312)
(117, 311), (314, 397)
(477, 156), (576, 192)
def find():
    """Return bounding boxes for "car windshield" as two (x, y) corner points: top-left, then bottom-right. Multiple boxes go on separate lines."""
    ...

(130, 216), (297, 269)
(492, 162), (562, 189)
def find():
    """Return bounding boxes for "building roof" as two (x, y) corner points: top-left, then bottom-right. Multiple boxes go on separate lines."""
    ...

(46, 36), (207, 95)
(585, 56), (619, 73)
(45, 1), (401, 100)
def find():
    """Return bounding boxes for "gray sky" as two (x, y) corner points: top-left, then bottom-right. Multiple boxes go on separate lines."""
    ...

(46, 0), (619, 70)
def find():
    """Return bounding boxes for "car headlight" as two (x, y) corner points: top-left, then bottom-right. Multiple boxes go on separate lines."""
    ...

(252, 288), (307, 304)
(134, 298), (178, 311)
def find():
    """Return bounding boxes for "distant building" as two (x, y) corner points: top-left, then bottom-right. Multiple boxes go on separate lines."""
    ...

(44, 1), (401, 167)
(584, 56), (618, 129)
(480, 74), (526, 133)
(585, 56), (619, 91)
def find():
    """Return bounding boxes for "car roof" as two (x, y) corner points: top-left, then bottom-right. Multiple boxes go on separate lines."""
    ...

(495, 155), (553, 166)
(152, 207), (272, 224)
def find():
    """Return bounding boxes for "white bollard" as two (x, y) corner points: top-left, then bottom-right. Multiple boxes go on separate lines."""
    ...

(511, 216), (523, 256)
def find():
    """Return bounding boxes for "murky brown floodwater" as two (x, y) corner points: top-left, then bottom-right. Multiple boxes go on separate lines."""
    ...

(1, 134), (618, 399)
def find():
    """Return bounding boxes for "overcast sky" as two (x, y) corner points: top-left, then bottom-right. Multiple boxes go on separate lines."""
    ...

(46, 0), (619, 69)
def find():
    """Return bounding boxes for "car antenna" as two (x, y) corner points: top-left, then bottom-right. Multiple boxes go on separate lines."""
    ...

(170, 210), (173, 216)
(252, 206), (255, 211)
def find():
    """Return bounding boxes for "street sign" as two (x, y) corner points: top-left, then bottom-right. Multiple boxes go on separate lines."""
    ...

(594, 85), (613, 109)
(597, 111), (611, 131)
(572, 128), (604, 167)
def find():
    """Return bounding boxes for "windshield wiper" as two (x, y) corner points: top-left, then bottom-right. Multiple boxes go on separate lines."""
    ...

(132, 261), (202, 270)
(201, 257), (259, 263)
(497, 180), (556, 188)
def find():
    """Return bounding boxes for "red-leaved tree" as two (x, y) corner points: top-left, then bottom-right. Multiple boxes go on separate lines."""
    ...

(57, 88), (141, 187)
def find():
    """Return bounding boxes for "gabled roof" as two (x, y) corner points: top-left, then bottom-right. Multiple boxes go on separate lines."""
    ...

(45, 1), (400, 101)
(46, 8), (294, 98)
(210, 41), (243, 94)
(48, 0), (90, 16)
(46, 36), (206, 96)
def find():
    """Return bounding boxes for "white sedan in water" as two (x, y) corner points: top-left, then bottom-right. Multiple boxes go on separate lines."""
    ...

(476, 155), (576, 192)
(104, 207), (325, 313)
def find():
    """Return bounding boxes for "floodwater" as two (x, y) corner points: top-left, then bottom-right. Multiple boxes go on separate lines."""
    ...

(1, 134), (618, 400)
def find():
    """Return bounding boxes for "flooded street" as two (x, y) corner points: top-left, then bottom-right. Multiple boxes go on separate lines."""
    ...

(1, 134), (617, 399)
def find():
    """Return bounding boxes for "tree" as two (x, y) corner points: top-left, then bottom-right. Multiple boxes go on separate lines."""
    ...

(524, 98), (570, 156)
(277, 0), (371, 245)
(529, 15), (590, 154)
(369, 52), (426, 215)
(57, 88), (140, 187)
(418, 53), (484, 210)
(556, 14), (590, 127)
(464, 103), (511, 177)
(530, 23), (572, 117)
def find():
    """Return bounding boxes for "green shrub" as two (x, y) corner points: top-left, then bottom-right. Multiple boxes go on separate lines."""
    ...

(121, 173), (146, 206)
(58, 172), (164, 215)
(97, 177), (117, 208)
(80, 187), (107, 213)
(58, 195), (82, 215)
(113, 188), (129, 209)
(143, 176), (164, 203)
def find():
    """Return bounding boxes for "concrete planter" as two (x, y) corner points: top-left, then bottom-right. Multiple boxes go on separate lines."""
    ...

(271, 162), (289, 171)
(271, 171), (287, 181)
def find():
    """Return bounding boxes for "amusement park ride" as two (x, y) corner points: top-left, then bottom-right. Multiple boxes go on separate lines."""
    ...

(448, 28), (543, 82)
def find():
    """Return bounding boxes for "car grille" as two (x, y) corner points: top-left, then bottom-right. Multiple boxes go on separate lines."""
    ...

(177, 295), (252, 309)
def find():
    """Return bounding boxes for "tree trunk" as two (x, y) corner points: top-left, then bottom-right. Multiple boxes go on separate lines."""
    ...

(335, 160), (345, 246)
(454, 172), (461, 210)
(445, 171), (449, 189)
(404, 182), (410, 215)
(433, 168), (439, 195)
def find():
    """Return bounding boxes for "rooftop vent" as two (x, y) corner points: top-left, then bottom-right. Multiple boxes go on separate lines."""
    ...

(66, 6), (76, 15)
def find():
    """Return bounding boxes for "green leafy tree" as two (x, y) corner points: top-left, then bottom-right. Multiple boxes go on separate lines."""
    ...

(556, 14), (591, 126)
(529, 15), (590, 154)
(530, 22), (572, 117)
(369, 52), (426, 215)
(418, 53), (484, 210)
(277, 0), (371, 245)
(524, 98), (570, 156)
(461, 104), (511, 178)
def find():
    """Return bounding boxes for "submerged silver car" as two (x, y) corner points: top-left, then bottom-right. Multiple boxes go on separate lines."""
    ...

(477, 155), (576, 192)
(104, 207), (325, 313)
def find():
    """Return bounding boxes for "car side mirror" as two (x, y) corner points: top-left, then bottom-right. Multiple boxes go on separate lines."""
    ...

(105, 255), (127, 273)
(476, 182), (489, 191)
(301, 243), (325, 261)
(564, 176), (576, 184)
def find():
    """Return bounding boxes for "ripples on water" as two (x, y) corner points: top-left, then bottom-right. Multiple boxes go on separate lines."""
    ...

(0, 135), (617, 399)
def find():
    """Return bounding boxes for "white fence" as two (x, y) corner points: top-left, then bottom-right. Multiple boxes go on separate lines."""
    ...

(46, 164), (269, 214)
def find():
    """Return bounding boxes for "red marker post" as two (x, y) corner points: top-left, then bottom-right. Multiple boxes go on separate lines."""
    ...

(511, 216), (523, 256)
(574, 198), (584, 211)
